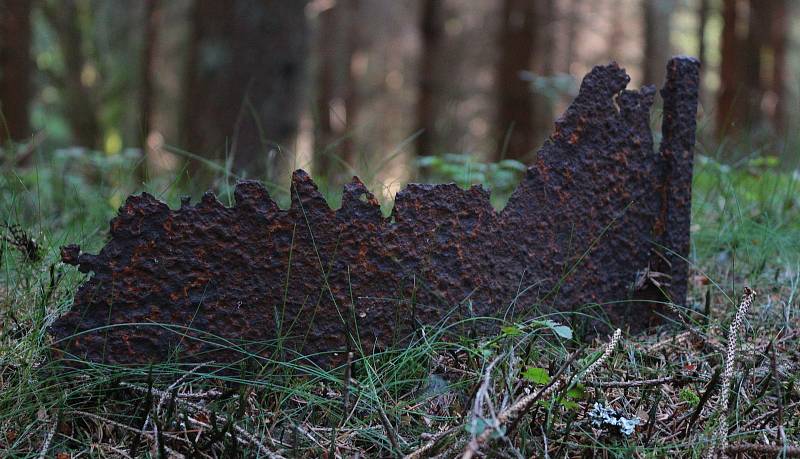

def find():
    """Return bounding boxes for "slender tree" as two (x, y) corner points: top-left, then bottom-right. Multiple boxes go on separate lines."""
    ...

(415, 0), (446, 160)
(313, 1), (340, 178)
(183, 0), (310, 179)
(716, 0), (740, 139)
(697, 0), (708, 70)
(0, 0), (32, 143)
(768, 0), (787, 134)
(532, 0), (555, 148)
(495, 0), (536, 161)
(563, 0), (581, 74)
(41, 0), (101, 149)
(140, 0), (159, 149)
(642, 0), (674, 86)
(312, 0), (361, 182)
(341, 0), (361, 165)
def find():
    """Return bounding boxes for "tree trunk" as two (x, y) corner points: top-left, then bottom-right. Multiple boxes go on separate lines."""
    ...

(642, 0), (673, 86)
(0, 0), (32, 143)
(313, 2), (339, 179)
(532, 0), (555, 148)
(140, 0), (159, 147)
(716, 0), (739, 139)
(563, 0), (581, 74)
(696, 0), (708, 95)
(415, 0), (445, 160)
(42, 1), (101, 149)
(768, 0), (787, 134)
(341, 0), (360, 166)
(183, 0), (310, 180)
(139, 0), (160, 177)
(495, 0), (535, 161)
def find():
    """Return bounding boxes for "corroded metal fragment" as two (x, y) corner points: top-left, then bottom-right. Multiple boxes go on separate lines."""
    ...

(52, 57), (700, 365)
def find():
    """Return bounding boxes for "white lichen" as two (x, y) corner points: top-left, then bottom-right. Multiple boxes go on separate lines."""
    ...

(588, 402), (641, 437)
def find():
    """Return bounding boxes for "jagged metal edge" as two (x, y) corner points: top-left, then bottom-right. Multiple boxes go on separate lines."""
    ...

(52, 57), (700, 366)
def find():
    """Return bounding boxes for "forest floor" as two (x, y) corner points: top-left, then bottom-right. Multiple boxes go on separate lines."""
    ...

(1, 149), (799, 458)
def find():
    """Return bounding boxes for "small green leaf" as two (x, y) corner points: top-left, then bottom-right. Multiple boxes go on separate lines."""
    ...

(501, 325), (522, 336)
(535, 320), (573, 339)
(522, 367), (551, 385)
(551, 325), (573, 339)
(566, 384), (586, 400)
(559, 399), (580, 411)
(680, 388), (700, 407)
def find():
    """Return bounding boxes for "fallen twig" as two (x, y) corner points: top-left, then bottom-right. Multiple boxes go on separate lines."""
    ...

(463, 329), (622, 458)
(724, 442), (800, 457)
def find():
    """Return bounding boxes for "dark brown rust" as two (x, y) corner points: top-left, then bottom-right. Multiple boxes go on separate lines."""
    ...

(52, 57), (700, 366)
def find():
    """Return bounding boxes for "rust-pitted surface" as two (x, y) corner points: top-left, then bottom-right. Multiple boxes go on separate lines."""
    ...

(52, 57), (700, 366)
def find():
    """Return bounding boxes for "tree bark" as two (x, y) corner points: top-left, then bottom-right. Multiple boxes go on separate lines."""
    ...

(495, 0), (535, 161)
(642, 0), (673, 86)
(563, 0), (581, 74)
(0, 0), (32, 143)
(313, 2), (339, 179)
(532, 0), (555, 148)
(183, 0), (310, 180)
(41, 0), (101, 149)
(696, 0), (708, 94)
(415, 0), (445, 160)
(140, 0), (159, 148)
(768, 0), (787, 134)
(716, 0), (739, 139)
(341, 0), (360, 166)
(139, 0), (160, 177)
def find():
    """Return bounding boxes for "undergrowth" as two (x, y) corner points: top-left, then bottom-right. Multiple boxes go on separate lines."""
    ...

(0, 146), (798, 458)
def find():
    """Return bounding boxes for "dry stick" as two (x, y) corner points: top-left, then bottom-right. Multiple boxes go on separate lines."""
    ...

(664, 301), (725, 353)
(120, 382), (284, 458)
(342, 351), (353, 420)
(724, 443), (800, 457)
(377, 406), (403, 457)
(742, 400), (800, 432)
(707, 287), (757, 459)
(770, 342), (787, 447)
(685, 367), (722, 435)
(72, 410), (186, 458)
(403, 426), (461, 459)
(37, 418), (58, 459)
(584, 375), (691, 388)
(464, 329), (622, 458)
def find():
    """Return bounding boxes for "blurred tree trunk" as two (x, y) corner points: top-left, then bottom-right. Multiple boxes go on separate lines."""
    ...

(415, 0), (445, 161)
(563, 0), (581, 74)
(139, 0), (160, 177)
(312, 0), (360, 182)
(341, 0), (360, 166)
(494, 0), (535, 161)
(696, 0), (708, 66)
(642, 0), (673, 86)
(140, 0), (159, 149)
(532, 0), (555, 148)
(313, 2), (339, 179)
(768, 0), (787, 134)
(742, 0), (768, 129)
(42, 1), (101, 149)
(696, 0), (708, 97)
(0, 0), (32, 143)
(607, 0), (624, 60)
(717, 0), (786, 140)
(716, 0), (740, 139)
(183, 0), (309, 180)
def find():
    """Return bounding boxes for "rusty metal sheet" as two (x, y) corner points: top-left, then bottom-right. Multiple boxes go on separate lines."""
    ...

(51, 57), (700, 366)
